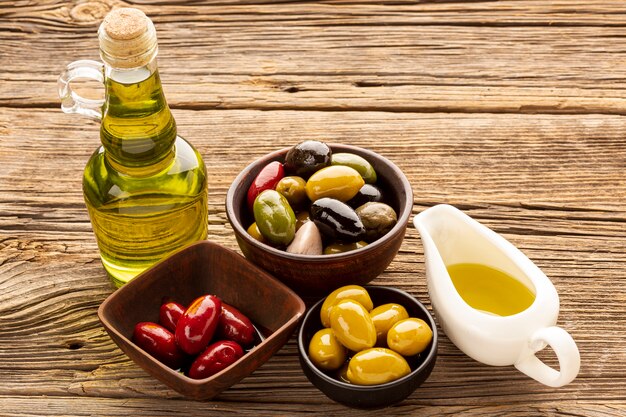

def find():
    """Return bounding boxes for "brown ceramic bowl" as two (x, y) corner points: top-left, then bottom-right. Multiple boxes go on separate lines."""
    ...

(97, 241), (305, 400)
(225, 143), (413, 295)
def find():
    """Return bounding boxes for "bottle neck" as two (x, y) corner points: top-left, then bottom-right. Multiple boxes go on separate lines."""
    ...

(100, 57), (177, 172)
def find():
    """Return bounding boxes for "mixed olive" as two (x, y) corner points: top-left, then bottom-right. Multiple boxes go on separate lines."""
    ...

(246, 141), (398, 255)
(308, 285), (433, 386)
(132, 295), (259, 379)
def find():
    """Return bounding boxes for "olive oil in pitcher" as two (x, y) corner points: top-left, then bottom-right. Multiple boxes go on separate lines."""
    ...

(59, 8), (208, 286)
(447, 263), (536, 316)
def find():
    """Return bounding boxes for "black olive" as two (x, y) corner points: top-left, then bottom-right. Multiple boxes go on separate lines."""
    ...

(347, 184), (384, 209)
(285, 140), (331, 178)
(310, 198), (365, 242)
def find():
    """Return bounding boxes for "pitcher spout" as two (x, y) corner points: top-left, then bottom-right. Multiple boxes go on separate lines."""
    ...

(413, 205), (481, 336)
(414, 204), (538, 294)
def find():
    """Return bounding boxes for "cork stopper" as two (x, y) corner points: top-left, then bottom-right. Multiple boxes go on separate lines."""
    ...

(98, 8), (158, 69)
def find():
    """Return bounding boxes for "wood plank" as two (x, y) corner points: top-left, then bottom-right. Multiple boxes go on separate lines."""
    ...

(4, 2), (626, 112)
(0, 108), (624, 411)
(1, 396), (624, 417)
(5, 0), (626, 26)
(2, 108), (625, 208)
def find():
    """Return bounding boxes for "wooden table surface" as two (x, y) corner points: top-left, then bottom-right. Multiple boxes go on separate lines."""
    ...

(1, 1), (625, 415)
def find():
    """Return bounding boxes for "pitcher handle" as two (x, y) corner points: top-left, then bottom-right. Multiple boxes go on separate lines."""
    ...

(514, 326), (580, 387)
(58, 60), (105, 120)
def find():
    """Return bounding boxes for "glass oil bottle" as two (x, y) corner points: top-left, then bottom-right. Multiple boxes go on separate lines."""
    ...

(58, 8), (208, 286)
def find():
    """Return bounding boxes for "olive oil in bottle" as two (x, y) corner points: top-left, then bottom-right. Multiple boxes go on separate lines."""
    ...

(446, 263), (536, 316)
(63, 8), (207, 286)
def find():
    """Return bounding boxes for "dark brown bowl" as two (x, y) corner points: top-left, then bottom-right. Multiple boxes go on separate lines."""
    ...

(298, 286), (438, 408)
(225, 143), (413, 295)
(97, 241), (305, 400)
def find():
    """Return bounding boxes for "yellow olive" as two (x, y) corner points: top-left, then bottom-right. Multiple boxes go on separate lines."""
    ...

(305, 165), (364, 202)
(308, 328), (347, 371)
(320, 285), (374, 328)
(387, 318), (433, 356)
(346, 348), (411, 385)
(336, 361), (350, 384)
(329, 299), (376, 352)
(247, 222), (265, 243)
(323, 241), (368, 255)
(295, 211), (310, 231)
(369, 303), (409, 346)
(276, 176), (307, 209)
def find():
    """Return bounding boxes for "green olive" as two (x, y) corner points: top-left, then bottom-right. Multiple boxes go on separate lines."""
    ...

(329, 299), (376, 352)
(320, 285), (374, 328)
(305, 165), (364, 203)
(253, 190), (296, 246)
(276, 176), (307, 209)
(323, 241), (368, 255)
(331, 153), (377, 184)
(387, 318), (433, 356)
(370, 303), (409, 346)
(295, 210), (310, 231)
(308, 328), (347, 371)
(346, 348), (411, 385)
(355, 202), (397, 242)
(246, 222), (266, 243)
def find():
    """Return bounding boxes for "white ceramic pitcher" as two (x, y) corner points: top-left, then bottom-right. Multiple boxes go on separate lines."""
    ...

(413, 204), (580, 387)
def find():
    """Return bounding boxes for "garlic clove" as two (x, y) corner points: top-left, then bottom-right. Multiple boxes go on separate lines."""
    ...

(286, 220), (323, 255)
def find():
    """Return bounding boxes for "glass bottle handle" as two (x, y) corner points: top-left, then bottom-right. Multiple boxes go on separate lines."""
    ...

(58, 60), (105, 120)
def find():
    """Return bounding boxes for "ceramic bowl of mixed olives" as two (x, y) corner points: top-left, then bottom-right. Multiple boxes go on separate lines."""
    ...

(297, 285), (438, 408)
(98, 241), (305, 400)
(225, 141), (413, 295)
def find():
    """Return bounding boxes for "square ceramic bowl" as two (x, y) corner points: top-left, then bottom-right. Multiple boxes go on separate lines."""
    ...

(98, 241), (305, 400)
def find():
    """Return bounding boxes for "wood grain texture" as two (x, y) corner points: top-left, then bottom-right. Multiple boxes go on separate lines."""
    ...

(1, 0), (626, 416)
(4, 1), (626, 114)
